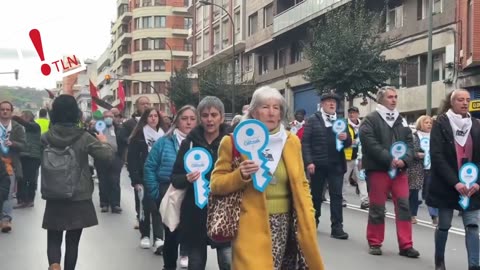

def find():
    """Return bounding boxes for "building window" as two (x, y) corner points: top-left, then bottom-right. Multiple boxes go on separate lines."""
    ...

(135, 18), (141, 29)
(134, 39), (140, 51)
(290, 41), (304, 64)
(248, 12), (258, 36)
(154, 16), (166, 28)
(234, 11), (240, 33)
(133, 82), (140, 95)
(142, 60), (152, 72)
(142, 82), (151, 94)
(386, 5), (403, 32)
(196, 38), (201, 59)
(204, 33), (210, 57)
(184, 17), (193, 29)
(258, 55), (269, 75)
(213, 27), (220, 52)
(245, 53), (253, 72)
(154, 82), (166, 94)
(134, 61), (140, 73)
(142, 39), (151, 50)
(274, 49), (286, 70)
(196, 6), (202, 28)
(142, 0), (152, 7)
(154, 0), (166, 6)
(213, 0), (221, 17)
(154, 38), (165, 50)
(154, 60), (166, 71)
(263, 4), (273, 28)
(222, 20), (229, 47)
(420, 0), (442, 20)
(184, 39), (193, 51)
(142, 17), (152, 28)
(405, 56), (419, 87)
(467, 0), (474, 57)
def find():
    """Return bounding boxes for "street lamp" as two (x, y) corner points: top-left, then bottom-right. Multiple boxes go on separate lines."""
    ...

(199, 0), (236, 114)
(0, 69), (19, 80)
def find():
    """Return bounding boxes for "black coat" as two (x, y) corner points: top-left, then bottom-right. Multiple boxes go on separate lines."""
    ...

(127, 129), (149, 186)
(171, 124), (230, 248)
(0, 159), (10, 203)
(427, 114), (480, 211)
(301, 112), (352, 173)
(359, 111), (414, 172)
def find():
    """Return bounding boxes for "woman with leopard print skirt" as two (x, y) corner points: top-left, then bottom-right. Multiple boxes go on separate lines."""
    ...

(210, 86), (324, 270)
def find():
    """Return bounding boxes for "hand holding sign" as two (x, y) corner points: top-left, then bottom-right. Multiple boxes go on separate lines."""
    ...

(184, 147), (213, 209)
(332, 119), (347, 152)
(95, 120), (106, 134)
(419, 137), (430, 168)
(458, 163), (479, 210)
(388, 142), (407, 179)
(233, 119), (271, 192)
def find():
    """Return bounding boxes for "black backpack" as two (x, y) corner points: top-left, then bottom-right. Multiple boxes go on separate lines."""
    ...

(41, 135), (82, 200)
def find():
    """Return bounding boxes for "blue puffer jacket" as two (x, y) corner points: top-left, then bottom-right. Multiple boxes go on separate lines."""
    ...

(144, 134), (180, 200)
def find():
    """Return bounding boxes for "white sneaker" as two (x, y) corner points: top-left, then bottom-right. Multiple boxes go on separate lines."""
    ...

(153, 238), (164, 254)
(180, 256), (188, 268)
(140, 237), (151, 249)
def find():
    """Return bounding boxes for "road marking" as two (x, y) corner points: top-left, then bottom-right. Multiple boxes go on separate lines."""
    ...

(324, 200), (467, 236)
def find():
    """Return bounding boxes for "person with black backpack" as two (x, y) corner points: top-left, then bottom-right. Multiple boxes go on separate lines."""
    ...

(41, 95), (114, 270)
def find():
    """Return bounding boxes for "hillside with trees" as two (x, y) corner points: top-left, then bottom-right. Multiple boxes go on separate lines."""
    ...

(0, 86), (47, 111)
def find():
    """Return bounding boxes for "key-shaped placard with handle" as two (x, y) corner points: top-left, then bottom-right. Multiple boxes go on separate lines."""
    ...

(233, 119), (271, 192)
(184, 147), (213, 209)
(388, 141), (407, 179)
(458, 162), (479, 210)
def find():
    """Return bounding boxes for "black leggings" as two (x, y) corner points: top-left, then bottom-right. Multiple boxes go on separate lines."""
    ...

(47, 229), (83, 270)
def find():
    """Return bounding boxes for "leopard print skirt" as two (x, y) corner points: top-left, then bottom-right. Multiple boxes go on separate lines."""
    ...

(269, 211), (308, 270)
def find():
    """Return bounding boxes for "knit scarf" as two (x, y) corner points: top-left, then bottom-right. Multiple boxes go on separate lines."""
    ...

(173, 128), (187, 149)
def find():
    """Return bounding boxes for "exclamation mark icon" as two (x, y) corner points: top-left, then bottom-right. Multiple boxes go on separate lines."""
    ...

(29, 29), (51, 76)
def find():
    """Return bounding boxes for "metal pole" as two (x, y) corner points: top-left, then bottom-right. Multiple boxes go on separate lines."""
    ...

(200, 1), (235, 114)
(426, 0), (433, 116)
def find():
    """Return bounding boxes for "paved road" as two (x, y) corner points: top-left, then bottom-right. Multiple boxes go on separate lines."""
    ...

(0, 169), (473, 269)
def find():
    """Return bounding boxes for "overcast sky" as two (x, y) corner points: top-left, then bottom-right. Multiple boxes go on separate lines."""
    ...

(0, 0), (116, 90)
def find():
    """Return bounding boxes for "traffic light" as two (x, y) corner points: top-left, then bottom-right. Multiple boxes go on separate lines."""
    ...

(14, 69), (19, 80)
(105, 74), (111, 84)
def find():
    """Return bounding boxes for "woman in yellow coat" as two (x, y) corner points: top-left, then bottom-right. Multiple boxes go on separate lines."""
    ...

(210, 86), (325, 270)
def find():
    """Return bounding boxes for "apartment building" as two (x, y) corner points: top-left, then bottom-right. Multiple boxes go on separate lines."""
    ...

(188, 0), (251, 112)
(457, 0), (480, 117)
(244, 0), (456, 122)
(110, 0), (192, 116)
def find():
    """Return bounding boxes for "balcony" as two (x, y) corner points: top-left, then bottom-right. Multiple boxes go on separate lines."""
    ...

(118, 30), (132, 42)
(172, 24), (189, 36)
(171, 46), (193, 57)
(117, 0), (128, 6)
(119, 9), (132, 23)
(273, 0), (351, 36)
(96, 68), (112, 86)
(171, 0), (189, 13)
(99, 84), (113, 100)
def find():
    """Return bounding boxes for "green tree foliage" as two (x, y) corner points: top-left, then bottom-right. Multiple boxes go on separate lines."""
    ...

(170, 67), (199, 109)
(198, 61), (253, 114)
(304, 0), (401, 103)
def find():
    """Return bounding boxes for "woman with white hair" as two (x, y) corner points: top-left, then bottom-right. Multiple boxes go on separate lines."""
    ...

(210, 86), (324, 270)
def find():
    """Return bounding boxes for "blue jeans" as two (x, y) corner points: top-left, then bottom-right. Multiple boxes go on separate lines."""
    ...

(435, 208), (479, 267)
(188, 242), (231, 270)
(1, 176), (15, 222)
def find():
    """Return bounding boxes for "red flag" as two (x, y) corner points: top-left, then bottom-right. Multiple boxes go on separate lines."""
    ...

(89, 80), (99, 112)
(116, 80), (126, 112)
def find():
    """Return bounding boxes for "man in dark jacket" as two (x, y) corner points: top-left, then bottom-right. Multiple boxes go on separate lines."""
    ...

(0, 101), (26, 233)
(118, 96), (151, 156)
(302, 92), (351, 240)
(359, 86), (419, 258)
(13, 111), (42, 208)
(428, 89), (480, 270)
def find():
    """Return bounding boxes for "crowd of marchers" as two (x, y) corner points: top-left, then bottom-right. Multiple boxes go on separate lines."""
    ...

(0, 85), (479, 270)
